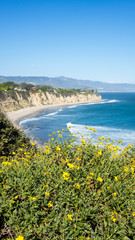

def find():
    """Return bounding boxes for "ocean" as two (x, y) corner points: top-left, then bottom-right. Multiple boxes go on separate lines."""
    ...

(20, 92), (135, 147)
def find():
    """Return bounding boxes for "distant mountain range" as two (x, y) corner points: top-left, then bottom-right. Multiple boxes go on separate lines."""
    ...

(0, 76), (135, 92)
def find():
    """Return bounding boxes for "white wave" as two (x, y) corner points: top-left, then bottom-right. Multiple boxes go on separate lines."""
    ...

(107, 99), (120, 103)
(68, 105), (78, 108)
(20, 113), (54, 125)
(66, 123), (135, 146)
(73, 99), (120, 107)
(97, 99), (120, 104)
(20, 109), (66, 125)
(47, 111), (59, 116)
(45, 108), (63, 116)
(20, 117), (41, 125)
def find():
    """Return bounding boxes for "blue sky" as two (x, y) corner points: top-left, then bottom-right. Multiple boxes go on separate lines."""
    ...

(0, 0), (135, 83)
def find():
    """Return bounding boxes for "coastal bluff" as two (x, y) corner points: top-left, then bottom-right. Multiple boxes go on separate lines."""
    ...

(0, 90), (101, 112)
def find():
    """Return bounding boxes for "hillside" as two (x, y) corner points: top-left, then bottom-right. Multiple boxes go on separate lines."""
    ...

(0, 83), (101, 112)
(0, 112), (36, 157)
(0, 76), (135, 92)
(0, 113), (135, 239)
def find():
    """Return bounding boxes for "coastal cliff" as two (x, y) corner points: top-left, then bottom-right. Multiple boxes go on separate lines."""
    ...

(0, 90), (101, 112)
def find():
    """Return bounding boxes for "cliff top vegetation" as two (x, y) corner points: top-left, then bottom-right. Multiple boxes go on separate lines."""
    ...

(0, 81), (96, 95)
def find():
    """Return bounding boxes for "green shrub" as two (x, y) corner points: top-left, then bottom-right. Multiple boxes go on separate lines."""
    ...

(0, 112), (36, 157)
(0, 128), (135, 239)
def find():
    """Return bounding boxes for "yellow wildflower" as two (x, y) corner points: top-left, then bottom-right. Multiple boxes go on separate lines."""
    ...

(97, 150), (102, 156)
(9, 200), (15, 206)
(3, 185), (8, 189)
(118, 139), (122, 143)
(131, 167), (134, 174)
(81, 139), (85, 144)
(67, 163), (74, 169)
(113, 192), (117, 197)
(48, 201), (53, 207)
(97, 177), (103, 183)
(56, 146), (60, 151)
(16, 234), (24, 240)
(124, 167), (128, 172)
(116, 146), (121, 150)
(45, 192), (50, 196)
(90, 172), (94, 176)
(76, 184), (80, 189)
(53, 132), (56, 135)
(114, 176), (118, 181)
(87, 176), (92, 179)
(99, 142), (104, 146)
(2, 161), (12, 166)
(111, 217), (116, 222)
(14, 195), (19, 199)
(67, 214), (73, 221)
(32, 197), (37, 200)
(132, 212), (135, 217)
(43, 185), (48, 189)
(51, 138), (54, 141)
(63, 172), (69, 181)
(68, 145), (73, 148)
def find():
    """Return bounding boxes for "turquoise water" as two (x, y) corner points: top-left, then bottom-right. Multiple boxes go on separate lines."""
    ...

(20, 92), (135, 146)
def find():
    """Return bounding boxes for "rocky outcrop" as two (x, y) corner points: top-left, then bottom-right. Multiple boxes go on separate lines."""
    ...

(0, 90), (101, 112)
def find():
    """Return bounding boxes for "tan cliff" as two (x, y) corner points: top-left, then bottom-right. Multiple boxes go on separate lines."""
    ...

(0, 90), (102, 112)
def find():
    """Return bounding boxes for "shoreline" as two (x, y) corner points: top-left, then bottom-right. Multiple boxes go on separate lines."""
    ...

(6, 100), (101, 128)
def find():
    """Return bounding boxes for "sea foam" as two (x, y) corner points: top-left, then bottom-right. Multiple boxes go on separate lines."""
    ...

(67, 122), (135, 146)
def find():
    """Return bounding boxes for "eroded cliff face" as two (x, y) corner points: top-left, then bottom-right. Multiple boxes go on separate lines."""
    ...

(0, 91), (101, 112)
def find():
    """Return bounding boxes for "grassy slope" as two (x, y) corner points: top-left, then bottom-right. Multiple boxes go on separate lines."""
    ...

(0, 114), (135, 240)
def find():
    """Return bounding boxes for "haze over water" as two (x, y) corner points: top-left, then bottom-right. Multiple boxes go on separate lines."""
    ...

(20, 92), (135, 146)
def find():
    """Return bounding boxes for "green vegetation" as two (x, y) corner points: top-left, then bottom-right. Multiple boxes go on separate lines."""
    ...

(0, 115), (135, 239)
(0, 82), (18, 91)
(0, 112), (36, 157)
(0, 81), (96, 95)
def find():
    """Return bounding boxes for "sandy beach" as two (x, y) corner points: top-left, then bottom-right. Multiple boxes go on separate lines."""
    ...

(6, 99), (103, 129)
(5, 104), (65, 128)
(6, 102), (91, 128)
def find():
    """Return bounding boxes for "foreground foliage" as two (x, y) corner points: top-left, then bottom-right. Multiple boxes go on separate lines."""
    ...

(0, 112), (36, 157)
(0, 127), (135, 239)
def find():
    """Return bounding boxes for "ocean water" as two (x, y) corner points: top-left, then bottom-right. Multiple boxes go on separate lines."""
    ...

(20, 92), (135, 146)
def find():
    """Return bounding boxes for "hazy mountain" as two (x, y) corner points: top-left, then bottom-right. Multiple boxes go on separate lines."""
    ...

(0, 76), (135, 92)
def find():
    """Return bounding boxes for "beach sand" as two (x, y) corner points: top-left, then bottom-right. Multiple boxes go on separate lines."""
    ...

(6, 99), (102, 129)
(6, 102), (83, 128)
